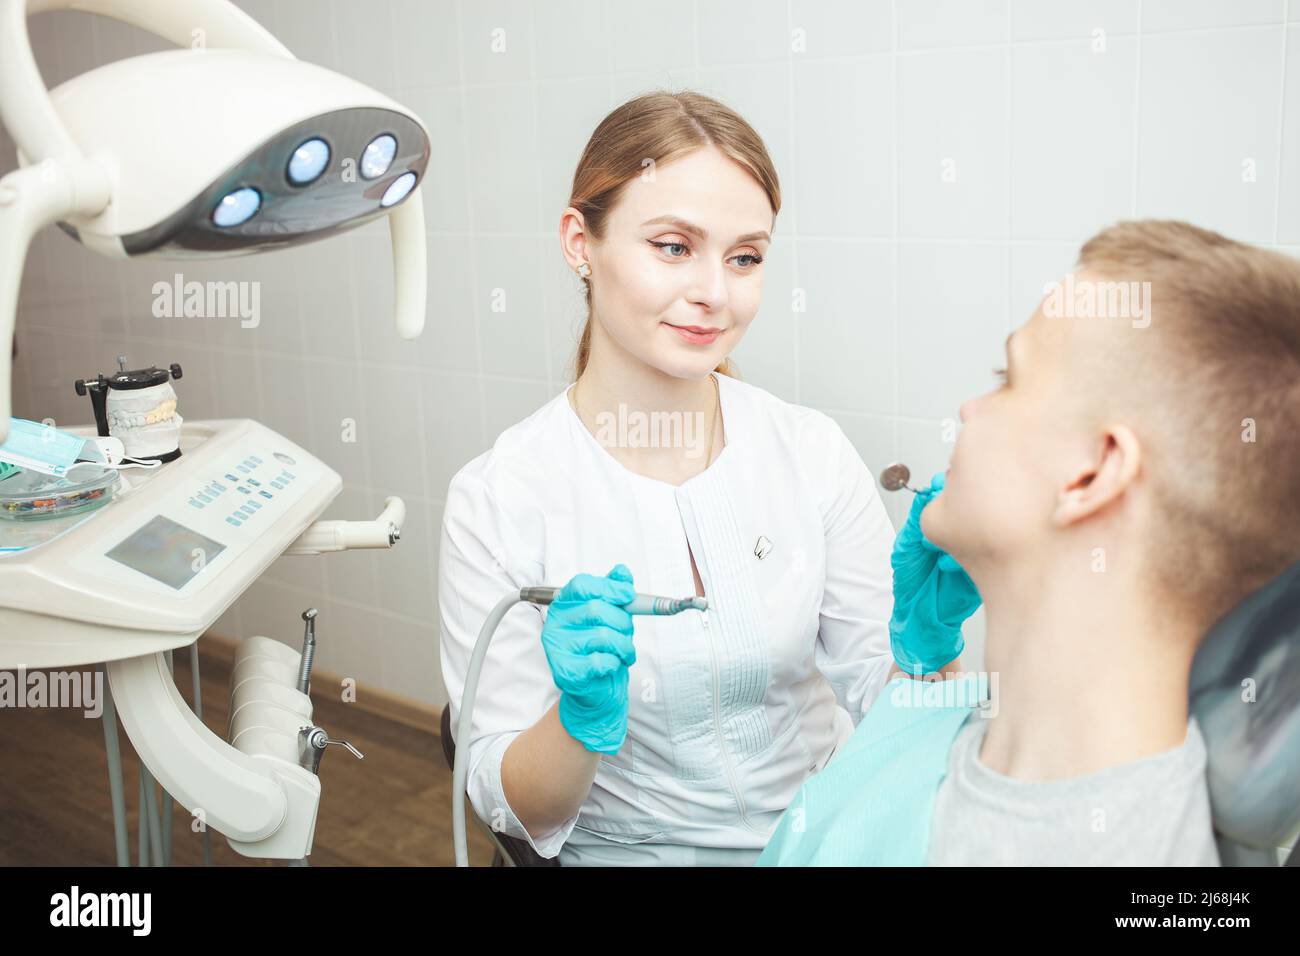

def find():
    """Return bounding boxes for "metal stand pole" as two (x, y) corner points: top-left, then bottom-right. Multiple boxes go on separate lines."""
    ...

(190, 641), (213, 866)
(137, 772), (149, 866)
(99, 664), (129, 867)
(161, 650), (174, 865)
(141, 766), (164, 867)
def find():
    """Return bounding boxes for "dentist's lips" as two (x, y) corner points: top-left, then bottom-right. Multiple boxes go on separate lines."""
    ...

(663, 322), (723, 345)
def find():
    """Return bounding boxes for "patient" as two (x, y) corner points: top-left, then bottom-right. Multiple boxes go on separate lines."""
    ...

(760, 220), (1300, 866)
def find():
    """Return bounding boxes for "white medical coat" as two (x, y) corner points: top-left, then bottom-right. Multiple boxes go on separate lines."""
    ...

(438, 372), (897, 863)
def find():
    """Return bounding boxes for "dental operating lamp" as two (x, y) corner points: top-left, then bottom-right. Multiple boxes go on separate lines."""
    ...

(0, 0), (432, 444)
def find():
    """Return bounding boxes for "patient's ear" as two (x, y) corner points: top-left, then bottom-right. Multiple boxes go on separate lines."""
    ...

(1051, 424), (1141, 527)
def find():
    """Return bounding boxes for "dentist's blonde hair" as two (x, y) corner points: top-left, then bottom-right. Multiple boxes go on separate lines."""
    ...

(566, 90), (782, 381)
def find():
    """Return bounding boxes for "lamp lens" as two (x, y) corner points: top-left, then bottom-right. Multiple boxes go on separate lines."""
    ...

(288, 138), (330, 184)
(212, 187), (261, 227)
(380, 172), (417, 208)
(361, 134), (397, 179)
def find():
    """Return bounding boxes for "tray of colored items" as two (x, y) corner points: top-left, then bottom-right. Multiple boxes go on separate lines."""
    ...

(0, 464), (119, 520)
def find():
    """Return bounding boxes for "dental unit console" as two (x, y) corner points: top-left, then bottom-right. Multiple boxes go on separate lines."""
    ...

(0, 418), (407, 860)
(0, 0), (433, 445)
(0, 0), (430, 862)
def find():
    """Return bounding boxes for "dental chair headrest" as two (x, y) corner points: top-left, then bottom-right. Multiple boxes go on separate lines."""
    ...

(1189, 559), (1300, 853)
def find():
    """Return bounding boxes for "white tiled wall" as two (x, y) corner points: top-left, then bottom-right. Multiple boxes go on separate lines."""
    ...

(4, 0), (1298, 707)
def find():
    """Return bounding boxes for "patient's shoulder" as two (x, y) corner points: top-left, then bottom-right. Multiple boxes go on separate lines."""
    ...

(927, 716), (1220, 866)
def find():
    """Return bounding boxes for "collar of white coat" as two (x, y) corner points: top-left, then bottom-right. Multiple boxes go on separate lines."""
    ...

(560, 371), (737, 494)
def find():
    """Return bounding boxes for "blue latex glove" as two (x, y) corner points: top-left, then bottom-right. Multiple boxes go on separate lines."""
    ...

(540, 564), (638, 754)
(889, 472), (982, 675)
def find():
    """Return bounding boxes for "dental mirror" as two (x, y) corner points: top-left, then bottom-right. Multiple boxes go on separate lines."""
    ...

(880, 462), (921, 494)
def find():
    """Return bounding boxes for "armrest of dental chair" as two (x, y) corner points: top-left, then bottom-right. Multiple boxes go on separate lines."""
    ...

(1190, 559), (1300, 866)
(439, 704), (561, 868)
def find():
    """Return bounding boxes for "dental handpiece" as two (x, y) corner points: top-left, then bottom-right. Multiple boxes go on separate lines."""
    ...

(519, 586), (707, 615)
(452, 583), (706, 867)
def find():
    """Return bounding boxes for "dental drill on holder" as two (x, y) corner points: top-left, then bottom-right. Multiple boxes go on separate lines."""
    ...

(297, 608), (317, 695)
(453, 586), (707, 867)
(293, 607), (363, 777)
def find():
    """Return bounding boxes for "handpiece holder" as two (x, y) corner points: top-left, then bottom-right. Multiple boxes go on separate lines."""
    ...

(284, 496), (406, 554)
(297, 726), (363, 775)
(0, 0), (427, 446)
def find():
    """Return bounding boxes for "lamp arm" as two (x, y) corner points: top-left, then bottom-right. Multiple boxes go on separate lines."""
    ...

(389, 188), (427, 340)
(0, 159), (111, 443)
(0, 1), (424, 442)
(1, 0), (293, 170)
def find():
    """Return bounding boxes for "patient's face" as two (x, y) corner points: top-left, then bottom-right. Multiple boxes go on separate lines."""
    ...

(922, 284), (1101, 569)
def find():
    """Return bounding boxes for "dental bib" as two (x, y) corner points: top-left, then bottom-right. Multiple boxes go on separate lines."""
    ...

(75, 358), (183, 462)
(758, 674), (985, 866)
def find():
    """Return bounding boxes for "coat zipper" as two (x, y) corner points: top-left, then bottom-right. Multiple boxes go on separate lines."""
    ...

(702, 605), (752, 828)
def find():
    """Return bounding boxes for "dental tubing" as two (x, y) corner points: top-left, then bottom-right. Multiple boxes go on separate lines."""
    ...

(452, 587), (706, 867)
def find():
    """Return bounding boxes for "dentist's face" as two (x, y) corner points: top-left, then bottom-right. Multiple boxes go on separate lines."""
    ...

(581, 146), (773, 379)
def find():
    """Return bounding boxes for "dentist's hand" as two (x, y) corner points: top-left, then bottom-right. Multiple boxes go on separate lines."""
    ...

(889, 472), (982, 675)
(540, 564), (638, 754)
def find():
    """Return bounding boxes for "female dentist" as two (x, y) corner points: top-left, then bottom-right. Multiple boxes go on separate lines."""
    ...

(438, 90), (976, 866)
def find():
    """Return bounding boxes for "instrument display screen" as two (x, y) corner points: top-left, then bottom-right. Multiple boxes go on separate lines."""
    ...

(105, 515), (227, 590)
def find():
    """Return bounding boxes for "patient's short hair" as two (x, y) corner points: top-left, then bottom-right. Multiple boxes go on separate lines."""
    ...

(1077, 220), (1300, 627)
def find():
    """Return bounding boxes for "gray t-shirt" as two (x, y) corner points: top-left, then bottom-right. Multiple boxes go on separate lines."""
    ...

(926, 714), (1220, 866)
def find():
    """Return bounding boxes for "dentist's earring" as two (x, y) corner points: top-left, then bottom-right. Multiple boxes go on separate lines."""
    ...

(576, 262), (591, 279)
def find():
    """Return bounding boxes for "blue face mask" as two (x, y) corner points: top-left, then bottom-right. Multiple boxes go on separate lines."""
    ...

(0, 418), (96, 477)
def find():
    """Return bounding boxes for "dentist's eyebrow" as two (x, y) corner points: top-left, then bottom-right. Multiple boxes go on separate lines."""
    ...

(640, 215), (770, 245)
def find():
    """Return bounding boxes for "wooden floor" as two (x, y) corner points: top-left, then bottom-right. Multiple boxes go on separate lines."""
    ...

(0, 641), (494, 866)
